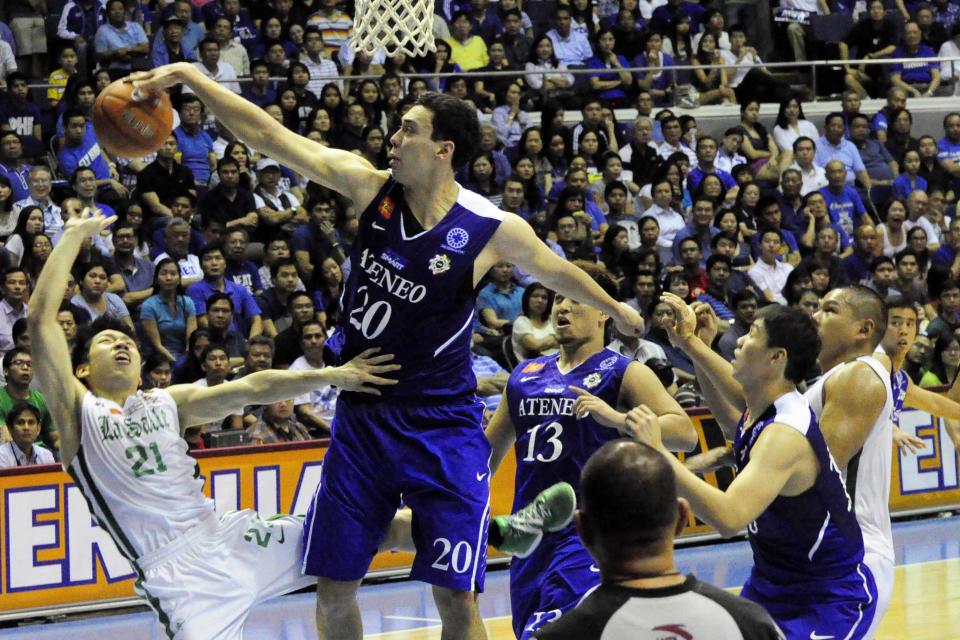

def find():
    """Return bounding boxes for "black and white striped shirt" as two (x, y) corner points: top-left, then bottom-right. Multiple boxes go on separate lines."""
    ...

(533, 576), (784, 640)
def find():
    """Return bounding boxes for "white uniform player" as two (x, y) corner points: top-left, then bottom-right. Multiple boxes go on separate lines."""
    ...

(29, 209), (400, 640)
(807, 355), (894, 639)
(70, 389), (314, 639)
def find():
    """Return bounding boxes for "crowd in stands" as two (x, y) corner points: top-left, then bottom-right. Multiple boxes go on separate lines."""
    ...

(2, 0), (960, 466)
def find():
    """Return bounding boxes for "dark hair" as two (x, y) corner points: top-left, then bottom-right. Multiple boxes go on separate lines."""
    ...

(930, 332), (960, 385)
(732, 288), (760, 308)
(200, 342), (228, 362)
(711, 229), (739, 250)
(270, 257), (299, 280)
(774, 94), (805, 129)
(521, 282), (555, 321)
(7, 402), (41, 428)
(206, 291), (234, 312)
(247, 334), (276, 355)
(871, 254), (895, 273)
(3, 346), (29, 371)
(579, 441), (679, 558)
(756, 304), (821, 384)
(198, 241), (225, 262)
(152, 257), (186, 298)
(414, 92), (481, 171)
(529, 35), (560, 66)
(705, 253), (733, 272)
(835, 284), (888, 349)
(72, 315), (139, 370)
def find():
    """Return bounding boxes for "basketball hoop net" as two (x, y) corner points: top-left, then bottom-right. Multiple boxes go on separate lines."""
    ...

(351, 0), (437, 57)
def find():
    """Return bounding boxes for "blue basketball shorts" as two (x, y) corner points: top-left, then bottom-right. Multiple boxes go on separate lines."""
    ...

(511, 530), (601, 639)
(301, 394), (491, 592)
(741, 563), (877, 640)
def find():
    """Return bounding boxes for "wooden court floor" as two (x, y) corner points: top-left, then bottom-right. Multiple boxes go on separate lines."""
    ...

(368, 558), (960, 639)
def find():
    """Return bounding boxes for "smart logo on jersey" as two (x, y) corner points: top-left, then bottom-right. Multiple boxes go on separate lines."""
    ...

(544, 386), (566, 394)
(598, 355), (618, 370)
(582, 373), (602, 389)
(442, 227), (470, 254)
(380, 249), (407, 270)
(651, 624), (693, 640)
(428, 254), (451, 275)
(522, 362), (545, 373)
(379, 196), (394, 219)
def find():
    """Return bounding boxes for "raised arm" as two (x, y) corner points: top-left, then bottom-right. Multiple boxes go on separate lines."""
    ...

(27, 210), (115, 466)
(167, 348), (399, 431)
(130, 63), (387, 206)
(483, 213), (644, 337)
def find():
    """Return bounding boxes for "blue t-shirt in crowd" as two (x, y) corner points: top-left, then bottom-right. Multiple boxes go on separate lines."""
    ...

(892, 174), (928, 201)
(173, 126), (214, 186)
(58, 127), (111, 181)
(889, 44), (938, 84)
(820, 185), (866, 236)
(140, 294), (197, 361)
(477, 282), (525, 324)
(185, 278), (262, 335)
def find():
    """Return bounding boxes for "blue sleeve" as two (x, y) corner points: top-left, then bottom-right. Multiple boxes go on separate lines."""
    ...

(183, 296), (196, 318)
(58, 149), (78, 179)
(239, 289), (261, 318)
(186, 284), (206, 316)
(586, 201), (606, 230)
(140, 297), (158, 322)
(850, 145), (865, 174)
(837, 225), (853, 250)
(250, 266), (263, 292)
(852, 189), (866, 217)
(291, 225), (311, 252)
(476, 286), (496, 311)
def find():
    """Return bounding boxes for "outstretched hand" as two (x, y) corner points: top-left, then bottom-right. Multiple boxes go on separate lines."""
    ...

(64, 208), (117, 238)
(893, 426), (925, 455)
(127, 62), (194, 93)
(330, 348), (401, 395)
(660, 292), (697, 342)
(570, 385), (627, 432)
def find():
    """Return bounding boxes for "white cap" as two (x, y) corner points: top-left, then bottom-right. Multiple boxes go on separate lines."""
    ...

(256, 158), (281, 172)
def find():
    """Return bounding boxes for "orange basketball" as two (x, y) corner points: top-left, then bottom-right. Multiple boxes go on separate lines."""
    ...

(92, 79), (173, 159)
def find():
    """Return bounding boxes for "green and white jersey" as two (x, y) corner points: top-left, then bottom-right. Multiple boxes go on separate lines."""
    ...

(67, 389), (214, 564)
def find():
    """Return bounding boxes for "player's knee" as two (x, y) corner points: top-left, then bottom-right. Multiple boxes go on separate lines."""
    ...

(432, 585), (478, 616)
(316, 577), (361, 611)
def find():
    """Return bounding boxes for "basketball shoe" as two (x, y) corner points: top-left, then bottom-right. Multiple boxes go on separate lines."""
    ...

(492, 482), (576, 558)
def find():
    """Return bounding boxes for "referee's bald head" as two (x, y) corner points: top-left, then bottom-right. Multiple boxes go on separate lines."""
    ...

(578, 440), (684, 562)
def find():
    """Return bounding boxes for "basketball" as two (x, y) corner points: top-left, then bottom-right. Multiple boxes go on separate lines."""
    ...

(92, 79), (173, 159)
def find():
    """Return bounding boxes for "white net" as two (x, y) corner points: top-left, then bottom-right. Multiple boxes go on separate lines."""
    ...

(351, 0), (437, 57)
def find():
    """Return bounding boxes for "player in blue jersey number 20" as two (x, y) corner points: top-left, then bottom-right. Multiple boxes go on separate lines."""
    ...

(132, 64), (645, 640)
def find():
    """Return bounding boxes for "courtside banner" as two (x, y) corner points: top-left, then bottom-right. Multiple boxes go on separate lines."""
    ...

(1, 408), (956, 617)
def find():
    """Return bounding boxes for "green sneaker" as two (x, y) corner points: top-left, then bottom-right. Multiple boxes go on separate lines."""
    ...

(492, 482), (577, 558)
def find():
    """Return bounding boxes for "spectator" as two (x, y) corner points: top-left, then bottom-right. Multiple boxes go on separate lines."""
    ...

(672, 197), (720, 264)
(524, 36), (574, 103)
(917, 3), (949, 51)
(0, 131), (30, 202)
(656, 116), (695, 165)
(748, 229), (794, 304)
(497, 9), (530, 70)
(59, 112), (127, 203)
(183, 38), (240, 95)
(57, 0), (106, 75)
(93, 0), (149, 73)
(247, 398), (312, 443)
(479, 260), (525, 333)
(151, 16), (195, 68)
(647, 297), (696, 381)
(547, 5), (593, 67)
(920, 332), (960, 386)
(820, 160), (870, 237)
(306, 0), (354, 55)
(510, 282), (558, 362)
(292, 197), (341, 281)
(0, 73), (42, 159)
(154, 218), (203, 286)
(202, 293), (249, 359)
(444, 11), (489, 72)
(300, 28), (340, 99)
(152, 1), (204, 62)
(895, 248), (929, 305)
(256, 258), (301, 336)
(890, 21), (942, 98)
(906, 189), (941, 249)
(893, 149), (928, 201)
(47, 46), (78, 107)
(141, 352), (173, 390)
(815, 113), (870, 191)
(289, 320), (337, 435)
(736, 100), (781, 183)
(691, 32), (736, 106)
(0, 266), (28, 360)
(223, 227), (262, 296)
(186, 242), (262, 337)
(751, 197), (801, 265)
(675, 238), (708, 298)
(173, 95), (215, 188)
(633, 31), (674, 107)
(473, 43), (515, 113)
(841, 0), (898, 98)
(932, 216), (960, 276)
(720, 25), (792, 105)
(555, 211), (595, 261)
(273, 291), (316, 367)
(917, 135), (949, 193)
(586, 28), (634, 108)
(0, 32), (14, 92)
(171, 327), (209, 384)
(0, 403), (55, 467)
(112, 223), (154, 309)
(697, 253), (737, 321)
(71, 260), (133, 329)
(137, 135), (196, 220)
(688, 136), (736, 195)
(242, 58), (277, 109)
(5, 205), (41, 266)
(841, 224), (881, 285)
(211, 16), (249, 77)
(884, 108), (921, 165)
(13, 166), (60, 238)
(192, 343), (242, 433)
(717, 289), (759, 361)
(871, 86), (908, 144)
(715, 127), (747, 175)
(198, 157), (259, 231)
(865, 255), (902, 299)
(772, 95), (819, 167)
(253, 158), (307, 234)
(939, 22), (960, 96)
(141, 257), (197, 363)
(849, 113), (897, 189)
(643, 179), (685, 263)
(878, 198), (911, 257)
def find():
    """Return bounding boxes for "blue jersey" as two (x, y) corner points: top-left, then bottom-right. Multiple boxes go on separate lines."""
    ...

(735, 392), (876, 640)
(891, 368), (909, 427)
(325, 178), (503, 398)
(735, 390), (866, 589)
(506, 349), (632, 639)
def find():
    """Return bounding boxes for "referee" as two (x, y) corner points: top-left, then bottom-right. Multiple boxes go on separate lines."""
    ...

(534, 440), (784, 640)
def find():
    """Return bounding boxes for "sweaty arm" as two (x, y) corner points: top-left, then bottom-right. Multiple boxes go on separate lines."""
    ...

(167, 350), (399, 432)
(619, 362), (697, 451)
(28, 214), (113, 467)
(636, 414), (817, 537)
(131, 63), (387, 206)
(818, 361), (887, 470)
(482, 213), (643, 335)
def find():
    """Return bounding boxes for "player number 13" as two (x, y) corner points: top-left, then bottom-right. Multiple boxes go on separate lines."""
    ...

(523, 421), (564, 463)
